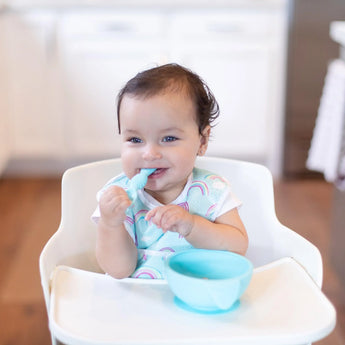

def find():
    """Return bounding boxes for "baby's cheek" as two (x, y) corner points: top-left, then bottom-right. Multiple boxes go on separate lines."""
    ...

(121, 152), (137, 179)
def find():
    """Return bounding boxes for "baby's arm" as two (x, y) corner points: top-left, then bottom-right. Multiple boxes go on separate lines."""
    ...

(96, 185), (138, 279)
(146, 206), (248, 255)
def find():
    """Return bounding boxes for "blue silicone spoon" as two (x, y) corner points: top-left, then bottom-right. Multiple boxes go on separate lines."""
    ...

(127, 168), (156, 201)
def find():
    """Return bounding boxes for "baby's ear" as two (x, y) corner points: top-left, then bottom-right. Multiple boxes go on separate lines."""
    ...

(198, 126), (211, 156)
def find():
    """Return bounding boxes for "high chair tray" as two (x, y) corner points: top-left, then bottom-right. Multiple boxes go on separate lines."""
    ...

(49, 257), (336, 345)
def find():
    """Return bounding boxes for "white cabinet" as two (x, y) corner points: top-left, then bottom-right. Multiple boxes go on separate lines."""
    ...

(169, 10), (287, 175)
(2, 2), (288, 176)
(3, 11), (63, 159)
(57, 6), (287, 175)
(0, 16), (10, 173)
(57, 11), (168, 158)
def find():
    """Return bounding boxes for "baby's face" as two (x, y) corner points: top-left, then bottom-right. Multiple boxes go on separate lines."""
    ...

(119, 92), (209, 204)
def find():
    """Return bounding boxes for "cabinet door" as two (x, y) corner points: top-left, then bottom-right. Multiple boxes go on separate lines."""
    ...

(176, 48), (271, 159)
(4, 12), (63, 158)
(58, 12), (167, 158)
(0, 16), (10, 173)
(170, 10), (287, 175)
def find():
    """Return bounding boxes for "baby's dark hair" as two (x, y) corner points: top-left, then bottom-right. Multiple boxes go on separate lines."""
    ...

(116, 63), (219, 135)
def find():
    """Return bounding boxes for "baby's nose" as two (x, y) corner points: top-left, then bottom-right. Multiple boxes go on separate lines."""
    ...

(142, 145), (162, 161)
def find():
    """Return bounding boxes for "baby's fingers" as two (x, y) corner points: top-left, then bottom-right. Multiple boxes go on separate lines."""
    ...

(100, 186), (131, 218)
(145, 206), (176, 232)
(160, 214), (178, 233)
(145, 208), (157, 222)
(145, 206), (169, 231)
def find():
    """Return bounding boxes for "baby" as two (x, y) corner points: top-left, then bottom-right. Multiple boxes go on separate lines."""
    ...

(92, 63), (248, 279)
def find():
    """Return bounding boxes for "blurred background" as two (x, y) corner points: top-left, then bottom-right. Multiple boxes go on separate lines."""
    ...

(1, 0), (345, 344)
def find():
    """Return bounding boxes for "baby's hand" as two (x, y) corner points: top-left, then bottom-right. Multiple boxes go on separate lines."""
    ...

(99, 186), (132, 228)
(145, 205), (195, 237)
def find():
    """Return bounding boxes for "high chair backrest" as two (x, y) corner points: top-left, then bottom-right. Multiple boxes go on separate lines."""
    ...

(39, 157), (322, 311)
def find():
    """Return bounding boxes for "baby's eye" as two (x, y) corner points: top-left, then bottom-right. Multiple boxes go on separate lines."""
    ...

(162, 136), (178, 142)
(128, 137), (143, 144)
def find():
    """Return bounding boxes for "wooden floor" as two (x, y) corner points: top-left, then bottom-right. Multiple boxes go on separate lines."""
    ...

(0, 177), (344, 345)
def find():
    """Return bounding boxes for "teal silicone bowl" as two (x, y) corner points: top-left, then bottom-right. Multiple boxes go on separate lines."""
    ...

(165, 249), (253, 313)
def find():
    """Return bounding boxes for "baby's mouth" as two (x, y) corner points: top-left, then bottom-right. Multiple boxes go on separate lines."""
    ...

(148, 168), (166, 177)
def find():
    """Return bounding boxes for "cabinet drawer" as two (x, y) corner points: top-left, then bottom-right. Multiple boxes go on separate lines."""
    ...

(170, 10), (274, 40)
(60, 11), (164, 39)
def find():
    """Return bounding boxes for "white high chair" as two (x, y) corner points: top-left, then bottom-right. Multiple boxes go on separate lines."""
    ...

(39, 157), (336, 345)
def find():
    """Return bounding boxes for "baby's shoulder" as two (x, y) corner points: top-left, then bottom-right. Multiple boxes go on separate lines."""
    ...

(192, 168), (229, 185)
(191, 168), (230, 195)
